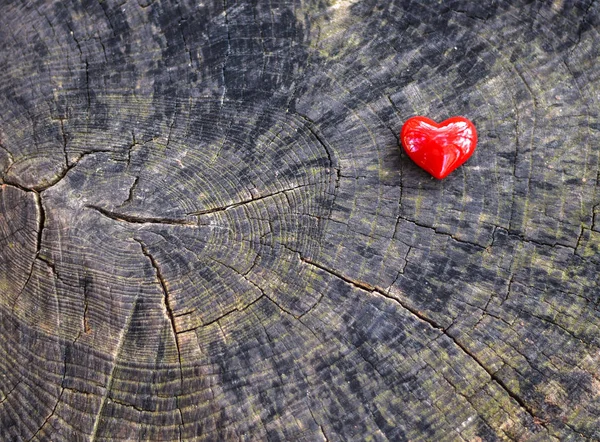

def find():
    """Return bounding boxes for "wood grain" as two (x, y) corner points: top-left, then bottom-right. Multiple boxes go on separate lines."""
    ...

(1, 0), (599, 440)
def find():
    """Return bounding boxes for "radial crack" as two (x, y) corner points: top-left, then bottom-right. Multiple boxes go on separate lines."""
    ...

(33, 191), (45, 258)
(306, 405), (330, 442)
(126, 131), (140, 166)
(199, 307), (238, 329)
(395, 215), (488, 249)
(28, 344), (68, 441)
(8, 149), (112, 192)
(106, 397), (147, 413)
(301, 256), (376, 292)
(574, 0), (595, 48)
(87, 204), (198, 226)
(135, 239), (184, 438)
(189, 183), (314, 215)
(299, 255), (547, 430)
(12, 190), (47, 313)
(0, 380), (21, 405)
(135, 239), (181, 354)
(121, 176), (139, 206)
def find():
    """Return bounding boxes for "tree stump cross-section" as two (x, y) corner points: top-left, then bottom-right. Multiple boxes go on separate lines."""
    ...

(1, 0), (600, 440)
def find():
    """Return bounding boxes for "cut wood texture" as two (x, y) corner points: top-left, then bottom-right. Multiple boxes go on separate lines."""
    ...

(1, 0), (600, 440)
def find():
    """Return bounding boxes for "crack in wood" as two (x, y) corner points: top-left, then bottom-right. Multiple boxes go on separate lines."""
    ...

(187, 293), (267, 333)
(179, 252), (302, 331)
(298, 255), (549, 431)
(395, 215), (489, 249)
(135, 239), (184, 439)
(198, 307), (238, 329)
(564, 420), (594, 440)
(2, 2), (599, 439)
(87, 204), (198, 226)
(125, 131), (140, 167)
(27, 345), (68, 441)
(135, 239), (181, 344)
(164, 102), (178, 150)
(319, 426), (329, 442)
(121, 176), (139, 207)
(495, 226), (577, 252)
(106, 396), (147, 413)
(306, 404), (331, 442)
(3, 149), (111, 192)
(188, 183), (314, 216)
(294, 114), (341, 211)
(511, 299), (597, 349)
(574, 0), (596, 48)
(11, 189), (46, 314)
(33, 191), (45, 258)
(292, 113), (340, 227)
(450, 5), (492, 21)
(0, 380), (21, 405)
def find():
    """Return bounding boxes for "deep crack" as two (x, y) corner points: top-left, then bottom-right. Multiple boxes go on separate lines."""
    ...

(135, 239), (185, 437)
(88, 204), (198, 226)
(299, 255), (548, 430)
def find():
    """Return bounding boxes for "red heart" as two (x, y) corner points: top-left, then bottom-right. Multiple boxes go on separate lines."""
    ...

(400, 116), (477, 179)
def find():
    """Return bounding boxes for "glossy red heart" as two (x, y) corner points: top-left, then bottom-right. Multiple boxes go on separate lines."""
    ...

(400, 116), (477, 179)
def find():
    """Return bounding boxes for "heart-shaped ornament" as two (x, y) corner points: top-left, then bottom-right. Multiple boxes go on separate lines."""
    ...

(400, 116), (477, 179)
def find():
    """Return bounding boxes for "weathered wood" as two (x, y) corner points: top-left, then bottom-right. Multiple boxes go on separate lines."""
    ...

(1, 0), (600, 440)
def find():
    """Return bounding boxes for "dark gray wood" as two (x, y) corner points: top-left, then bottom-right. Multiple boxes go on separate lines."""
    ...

(1, 0), (600, 440)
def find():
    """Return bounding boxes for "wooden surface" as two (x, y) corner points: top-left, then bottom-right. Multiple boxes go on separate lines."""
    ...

(1, 0), (600, 440)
